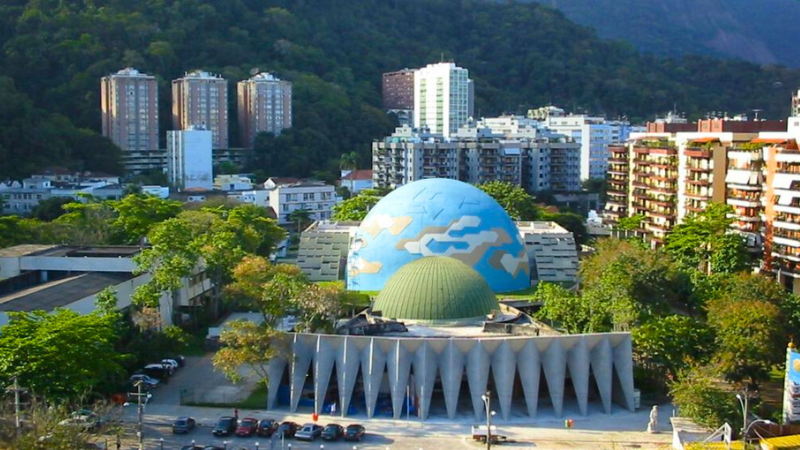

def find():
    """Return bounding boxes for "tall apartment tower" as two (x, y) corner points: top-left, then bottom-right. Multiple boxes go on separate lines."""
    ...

(793, 88), (800, 117)
(100, 68), (159, 151)
(172, 71), (228, 149)
(237, 73), (292, 148)
(382, 69), (415, 110)
(413, 62), (473, 137)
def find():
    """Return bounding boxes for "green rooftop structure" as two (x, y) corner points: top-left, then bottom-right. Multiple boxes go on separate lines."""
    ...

(372, 256), (498, 324)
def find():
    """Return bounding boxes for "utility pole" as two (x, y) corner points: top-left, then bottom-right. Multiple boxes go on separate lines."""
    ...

(128, 381), (147, 450)
(6, 377), (26, 439)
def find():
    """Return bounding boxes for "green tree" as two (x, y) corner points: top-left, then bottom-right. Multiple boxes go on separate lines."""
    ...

(670, 367), (741, 429)
(706, 295), (784, 387)
(213, 320), (280, 386)
(665, 202), (747, 275)
(0, 310), (124, 401)
(339, 151), (359, 171)
(331, 189), (382, 221)
(110, 194), (183, 245)
(632, 315), (714, 384)
(617, 214), (645, 232)
(543, 211), (589, 245)
(55, 197), (118, 245)
(535, 282), (602, 333)
(582, 178), (607, 203)
(30, 197), (74, 222)
(287, 208), (312, 233)
(478, 181), (540, 221)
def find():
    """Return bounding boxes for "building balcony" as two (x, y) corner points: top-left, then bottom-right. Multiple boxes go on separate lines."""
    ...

(774, 235), (800, 248)
(774, 220), (800, 231)
(649, 210), (676, 219)
(685, 148), (712, 158)
(608, 157), (628, 164)
(607, 189), (628, 197)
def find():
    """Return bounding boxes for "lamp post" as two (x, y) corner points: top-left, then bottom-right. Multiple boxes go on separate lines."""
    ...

(481, 391), (496, 450)
(735, 391), (749, 437)
(159, 438), (164, 450)
(742, 419), (772, 447)
(223, 440), (228, 450)
(126, 381), (148, 450)
(255, 442), (260, 450)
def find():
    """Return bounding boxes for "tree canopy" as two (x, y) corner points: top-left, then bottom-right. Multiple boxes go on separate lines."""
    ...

(478, 181), (540, 221)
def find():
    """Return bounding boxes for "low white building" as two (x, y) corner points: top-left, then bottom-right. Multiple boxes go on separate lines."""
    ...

(0, 245), (215, 327)
(267, 180), (337, 226)
(0, 177), (120, 216)
(516, 221), (579, 286)
(340, 170), (373, 194)
(167, 127), (213, 191)
(214, 174), (253, 191)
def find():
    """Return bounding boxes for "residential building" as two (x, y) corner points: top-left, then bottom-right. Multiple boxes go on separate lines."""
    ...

(543, 114), (642, 181)
(604, 116), (785, 249)
(167, 127), (213, 191)
(413, 62), (473, 137)
(172, 71), (229, 149)
(793, 89), (800, 117)
(0, 245), (215, 326)
(372, 123), (580, 192)
(237, 72), (292, 148)
(100, 68), (159, 151)
(382, 69), (415, 110)
(214, 174), (253, 191)
(340, 169), (373, 194)
(267, 180), (337, 226)
(516, 221), (579, 286)
(120, 148), (253, 176)
(0, 177), (121, 216)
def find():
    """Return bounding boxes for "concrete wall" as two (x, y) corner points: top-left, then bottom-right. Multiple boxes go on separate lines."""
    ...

(267, 332), (635, 421)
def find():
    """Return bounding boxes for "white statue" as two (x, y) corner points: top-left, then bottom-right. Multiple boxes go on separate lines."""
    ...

(647, 405), (659, 433)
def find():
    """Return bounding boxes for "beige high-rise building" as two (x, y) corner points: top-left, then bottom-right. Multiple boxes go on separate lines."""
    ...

(172, 71), (228, 149)
(101, 68), (159, 151)
(237, 73), (292, 148)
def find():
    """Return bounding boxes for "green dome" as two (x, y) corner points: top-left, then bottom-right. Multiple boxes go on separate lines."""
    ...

(373, 256), (498, 324)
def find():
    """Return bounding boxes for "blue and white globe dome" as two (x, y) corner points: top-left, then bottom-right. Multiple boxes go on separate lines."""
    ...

(346, 178), (530, 293)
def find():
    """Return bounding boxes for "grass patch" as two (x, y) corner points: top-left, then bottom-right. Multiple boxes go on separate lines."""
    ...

(184, 384), (267, 410)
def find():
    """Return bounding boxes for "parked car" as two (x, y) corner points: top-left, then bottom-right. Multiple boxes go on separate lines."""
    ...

(167, 355), (186, 367)
(295, 423), (323, 441)
(179, 446), (203, 450)
(321, 424), (344, 441)
(235, 417), (258, 437)
(129, 374), (159, 387)
(172, 416), (196, 434)
(202, 447), (225, 450)
(257, 419), (279, 437)
(161, 359), (180, 370)
(143, 364), (172, 380)
(343, 424), (365, 442)
(58, 413), (102, 432)
(211, 416), (237, 436)
(276, 421), (299, 438)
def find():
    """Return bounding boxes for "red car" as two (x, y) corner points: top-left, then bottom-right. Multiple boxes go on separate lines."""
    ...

(235, 418), (259, 437)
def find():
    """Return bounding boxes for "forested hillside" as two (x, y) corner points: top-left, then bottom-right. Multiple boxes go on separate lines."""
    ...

(511, 0), (800, 68)
(1, 0), (799, 179)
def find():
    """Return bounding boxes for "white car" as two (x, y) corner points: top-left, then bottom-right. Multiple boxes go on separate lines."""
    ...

(58, 413), (102, 432)
(129, 374), (159, 387)
(161, 359), (180, 370)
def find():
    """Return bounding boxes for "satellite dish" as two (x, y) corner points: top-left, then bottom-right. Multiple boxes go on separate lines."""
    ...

(250, 68), (260, 76)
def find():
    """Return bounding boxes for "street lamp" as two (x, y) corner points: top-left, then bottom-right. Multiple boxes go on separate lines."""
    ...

(481, 391), (496, 450)
(159, 438), (164, 450)
(742, 419), (773, 447)
(255, 442), (260, 450)
(223, 440), (228, 450)
(735, 392), (749, 435)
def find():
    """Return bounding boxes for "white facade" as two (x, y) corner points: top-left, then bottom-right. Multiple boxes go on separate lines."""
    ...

(214, 174), (254, 191)
(544, 115), (640, 181)
(413, 63), (473, 137)
(167, 128), (213, 190)
(268, 182), (338, 225)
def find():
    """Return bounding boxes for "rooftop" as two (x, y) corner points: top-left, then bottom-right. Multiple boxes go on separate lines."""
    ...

(0, 272), (135, 312)
(0, 245), (60, 258)
(342, 169), (373, 181)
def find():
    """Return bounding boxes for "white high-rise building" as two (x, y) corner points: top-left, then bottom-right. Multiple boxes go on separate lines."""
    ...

(413, 63), (473, 137)
(167, 127), (213, 191)
(544, 114), (643, 181)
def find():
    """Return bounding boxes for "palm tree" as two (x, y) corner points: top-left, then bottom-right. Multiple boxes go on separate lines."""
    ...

(339, 151), (359, 172)
(287, 208), (312, 234)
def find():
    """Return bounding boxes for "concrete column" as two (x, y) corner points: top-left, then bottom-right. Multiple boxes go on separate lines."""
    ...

(361, 338), (387, 418)
(542, 339), (566, 417)
(290, 334), (314, 412)
(612, 334), (636, 411)
(492, 340), (516, 420)
(515, 339), (541, 418)
(266, 356), (287, 410)
(466, 340), (491, 421)
(412, 341), (438, 421)
(589, 337), (613, 414)
(336, 336), (362, 417)
(567, 337), (590, 416)
(313, 336), (337, 415)
(386, 340), (412, 419)
(440, 339), (466, 419)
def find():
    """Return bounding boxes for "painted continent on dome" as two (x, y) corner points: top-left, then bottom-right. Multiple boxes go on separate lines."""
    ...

(346, 178), (530, 292)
